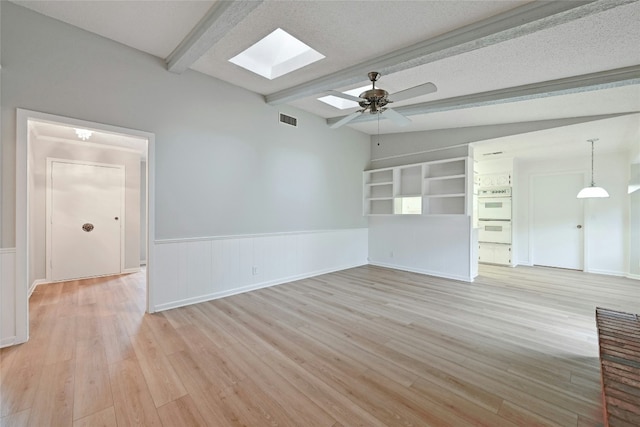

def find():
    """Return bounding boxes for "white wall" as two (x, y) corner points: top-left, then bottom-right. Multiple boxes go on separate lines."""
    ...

(1, 3), (370, 343)
(29, 137), (141, 286)
(515, 152), (629, 276)
(1, 2), (369, 246)
(475, 158), (514, 177)
(368, 216), (474, 282)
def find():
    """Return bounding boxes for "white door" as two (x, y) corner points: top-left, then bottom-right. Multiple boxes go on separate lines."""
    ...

(532, 173), (584, 270)
(48, 161), (124, 281)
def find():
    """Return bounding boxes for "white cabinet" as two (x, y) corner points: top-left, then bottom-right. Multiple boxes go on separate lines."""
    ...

(363, 157), (471, 216)
(478, 243), (511, 265)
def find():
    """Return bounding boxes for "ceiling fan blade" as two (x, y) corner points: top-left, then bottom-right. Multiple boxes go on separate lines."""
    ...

(390, 82), (437, 102)
(330, 111), (363, 129)
(382, 108), (411, 127)
(326, 90), (363, 103)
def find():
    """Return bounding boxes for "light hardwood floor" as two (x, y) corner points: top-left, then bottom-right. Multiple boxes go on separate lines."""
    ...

(1, 265), (639, 426)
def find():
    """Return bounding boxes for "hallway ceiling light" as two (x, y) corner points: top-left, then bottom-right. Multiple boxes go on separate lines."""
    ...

(74, 128), (93, 141)
(577, 138), (609, 199)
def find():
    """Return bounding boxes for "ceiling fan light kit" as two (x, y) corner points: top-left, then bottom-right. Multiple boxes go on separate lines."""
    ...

(329, 71), (437, 129)
(577, 138), (610, 199)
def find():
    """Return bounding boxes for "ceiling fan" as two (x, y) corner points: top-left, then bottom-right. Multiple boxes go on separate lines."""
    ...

(328, 71), (437, 129)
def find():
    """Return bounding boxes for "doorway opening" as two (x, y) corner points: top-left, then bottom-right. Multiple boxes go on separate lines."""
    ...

(15, 109), (156, 344)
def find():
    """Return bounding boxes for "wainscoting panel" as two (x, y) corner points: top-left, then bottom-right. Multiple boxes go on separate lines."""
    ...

(1, 248), (17, 347)
(152, 228), (368, 312)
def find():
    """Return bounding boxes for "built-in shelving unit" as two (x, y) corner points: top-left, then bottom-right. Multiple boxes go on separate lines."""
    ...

(363, 169), (394, 215)
(363, 157), (472, 216)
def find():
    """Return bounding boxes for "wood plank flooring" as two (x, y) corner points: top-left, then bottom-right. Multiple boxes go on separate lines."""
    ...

(1, 265), (639, 426)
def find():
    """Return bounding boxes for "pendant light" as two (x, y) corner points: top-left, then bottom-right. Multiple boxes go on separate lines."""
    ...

(577, 138), (609, 198)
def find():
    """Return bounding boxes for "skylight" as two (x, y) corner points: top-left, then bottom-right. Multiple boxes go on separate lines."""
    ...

(317, 85), (369, 109)
(229, 28), (324, 80)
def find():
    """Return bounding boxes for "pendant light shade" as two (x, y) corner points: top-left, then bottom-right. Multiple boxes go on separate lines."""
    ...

(577, 185), (609, 198)
(577, 138), (609, 199)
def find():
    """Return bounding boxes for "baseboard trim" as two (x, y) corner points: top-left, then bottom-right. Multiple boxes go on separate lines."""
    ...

(584, 268), (626, 277)
(368, 261), (473, 283)
(153, 262), (367, 312)
(1, 336), (18, 348)
(122, 267), (141, 274)
(625, 273), (640, 280)
(29, 279), (50, 297)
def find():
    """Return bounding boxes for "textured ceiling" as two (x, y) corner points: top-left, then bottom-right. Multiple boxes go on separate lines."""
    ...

(12, 0), (214, 58)
(190, 0), (529, 94)
(9, 0), (640, 160)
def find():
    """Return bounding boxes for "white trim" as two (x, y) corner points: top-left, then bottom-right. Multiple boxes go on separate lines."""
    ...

(45, 158), (126, 281)
(29, 279), (49, 297)
(626, 273), (640, 281)
(16, 108), (156, 345)
(0, 248), (16, 255)
(515, 260), (534, 267)
(155, 228), (367, 245)
(154, 262), (366, 312)
(584, 268), (626, 277)
(122, 267), (141, 274)
(368, 261), (474, 283)
(1, 337), (18, 349)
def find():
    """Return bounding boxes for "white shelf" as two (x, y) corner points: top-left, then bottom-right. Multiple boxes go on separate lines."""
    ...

(363, 157), (471, 216)
(424, 193), (465, 198)
(424, 173), (465, 182)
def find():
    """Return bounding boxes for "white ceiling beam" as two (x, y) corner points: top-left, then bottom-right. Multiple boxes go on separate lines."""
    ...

(326, 66), (640, 127)
(166, 0), (263, 74)
(266, 0), (634, 105)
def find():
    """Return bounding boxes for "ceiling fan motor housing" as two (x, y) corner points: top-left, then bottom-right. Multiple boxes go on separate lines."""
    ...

(359, 88), (390, 112)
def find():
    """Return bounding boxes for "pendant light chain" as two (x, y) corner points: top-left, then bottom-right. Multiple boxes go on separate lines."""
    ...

(588, 138), (598, 186)
(577, 137), (608, 198)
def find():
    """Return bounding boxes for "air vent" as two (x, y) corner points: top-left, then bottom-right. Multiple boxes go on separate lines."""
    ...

(279, 113), (298, 127)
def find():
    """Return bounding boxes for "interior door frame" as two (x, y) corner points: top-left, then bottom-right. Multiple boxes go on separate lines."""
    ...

(45, 158), (126, 282)
(528, 170), (588, 270)
(15, 109), (156, 345)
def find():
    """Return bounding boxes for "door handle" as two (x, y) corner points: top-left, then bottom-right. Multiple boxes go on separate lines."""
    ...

(82, 223), (94, 232)
(576, 225), (582, 229)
